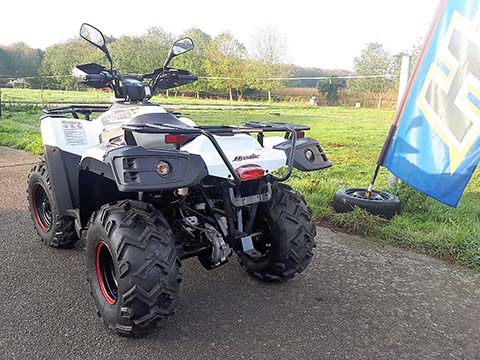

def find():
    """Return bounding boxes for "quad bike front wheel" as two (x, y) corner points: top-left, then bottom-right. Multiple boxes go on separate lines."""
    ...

(27, 163), (78, 248)
(237, 183), (316, 282)
(86, 200), (181, 337)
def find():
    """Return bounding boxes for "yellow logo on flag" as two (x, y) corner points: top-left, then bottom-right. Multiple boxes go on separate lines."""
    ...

(418, 10), (480, 174)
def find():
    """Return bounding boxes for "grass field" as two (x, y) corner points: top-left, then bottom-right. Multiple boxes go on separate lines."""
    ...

(1, 89), (479, 269)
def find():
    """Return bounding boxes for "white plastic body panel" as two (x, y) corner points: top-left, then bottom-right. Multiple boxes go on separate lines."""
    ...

(40, 104), (197, 157)
(40, 103), (287, 180)
(181, 134), (287, 179)
(94, 106), (196, 149)
(93, 105), (196, 132)
(94, 105), (168, 131)
(41, 116), (102, 156)
(262, 136), (288, 148)
(81, 144), (114, 162)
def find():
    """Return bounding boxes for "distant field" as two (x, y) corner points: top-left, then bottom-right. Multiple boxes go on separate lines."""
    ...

(0, 91), (479, 270)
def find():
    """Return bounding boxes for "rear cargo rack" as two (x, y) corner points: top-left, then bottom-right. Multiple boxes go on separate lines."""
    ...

(123, 121), (309, 135)
(123, 121), (308, 185)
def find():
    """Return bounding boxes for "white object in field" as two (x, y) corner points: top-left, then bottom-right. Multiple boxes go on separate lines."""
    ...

(389, 55), (411, 187)
(182, 134), (287, 179)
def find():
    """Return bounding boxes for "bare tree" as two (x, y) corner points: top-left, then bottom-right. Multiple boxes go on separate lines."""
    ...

(250, 26), (288, 101)
(250, 25), (288, 64)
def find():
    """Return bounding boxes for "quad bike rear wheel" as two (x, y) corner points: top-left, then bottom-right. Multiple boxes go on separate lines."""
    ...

(237, 183), (316, 282)
(27, 163), (78, 248)
(86, 200), (181, 337)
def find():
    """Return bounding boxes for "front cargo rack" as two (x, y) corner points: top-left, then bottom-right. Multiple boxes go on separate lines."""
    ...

(123, 121), (309, 184)
(43, 104), (110, 120)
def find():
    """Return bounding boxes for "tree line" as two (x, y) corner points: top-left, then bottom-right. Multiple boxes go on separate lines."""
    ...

(0, 43), (43, 77)
(0, 27), (421, 106)
(1, 27), (293, 100)
(317, 41), (421, 108)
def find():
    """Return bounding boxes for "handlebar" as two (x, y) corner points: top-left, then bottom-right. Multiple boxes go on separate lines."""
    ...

(86, 72), (112, 82)
(74, 62), (196, 95)
(153, 69), (198, 90)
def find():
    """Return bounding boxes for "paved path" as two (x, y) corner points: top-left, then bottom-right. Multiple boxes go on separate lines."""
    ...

(0, 146), (479, 360)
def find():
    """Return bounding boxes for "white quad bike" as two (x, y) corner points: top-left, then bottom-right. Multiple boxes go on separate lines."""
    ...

(27, 24), (332, 337)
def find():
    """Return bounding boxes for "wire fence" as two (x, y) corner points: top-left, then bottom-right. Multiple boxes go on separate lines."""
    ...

(0, 74), (398, 82)
(0, 73), (401, 113)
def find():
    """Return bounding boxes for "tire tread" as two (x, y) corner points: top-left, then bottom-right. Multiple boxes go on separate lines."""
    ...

(27, 162), (78, 248)
(87, 200), (181, 337)
(238, 182), (316, 282)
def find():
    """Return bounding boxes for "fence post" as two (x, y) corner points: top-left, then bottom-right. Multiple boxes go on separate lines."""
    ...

(389, 55), (411, 187)
(0, 87), (2, 118)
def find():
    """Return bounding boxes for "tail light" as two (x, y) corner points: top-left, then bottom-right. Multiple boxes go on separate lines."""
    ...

(165, 134), (187, 144)
(156, 161), (171, 175)
(235, 164), (265, 181)
(296, 131), (305, 139)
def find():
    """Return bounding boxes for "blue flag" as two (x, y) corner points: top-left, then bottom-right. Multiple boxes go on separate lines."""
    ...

(383, 0), (480, 207)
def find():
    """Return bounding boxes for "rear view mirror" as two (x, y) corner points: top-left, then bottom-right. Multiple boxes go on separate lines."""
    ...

(163, 37), (194, 69)
(80, 23), (106, 48)
(172, 38), (194, 56)
(80, 23), (113, 68)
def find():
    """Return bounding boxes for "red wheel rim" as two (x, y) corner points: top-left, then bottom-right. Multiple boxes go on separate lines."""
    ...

(32, 183), (52, 233)
(95, 242), (118, 305)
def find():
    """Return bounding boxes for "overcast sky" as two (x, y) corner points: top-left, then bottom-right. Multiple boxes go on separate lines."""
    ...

(0, 0), (439, 70)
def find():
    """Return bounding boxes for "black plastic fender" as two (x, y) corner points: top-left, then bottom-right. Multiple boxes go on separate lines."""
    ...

(104, 146), (208, 192)
(274, 138), (332, 171)
(43, 145), (81, 215)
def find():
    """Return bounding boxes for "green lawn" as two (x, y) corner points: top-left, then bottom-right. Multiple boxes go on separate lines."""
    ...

(1, 95), (479, 269)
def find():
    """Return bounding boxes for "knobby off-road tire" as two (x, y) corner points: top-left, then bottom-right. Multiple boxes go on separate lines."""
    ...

(333, 188), (401, 219)
(237, 182), (316, 282)
(86, 200), (181, 337)
(27, 163), (78, 248)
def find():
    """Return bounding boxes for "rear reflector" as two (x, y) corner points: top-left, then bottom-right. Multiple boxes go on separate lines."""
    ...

(296, 131), (305, 139)
(235, 164), (265, 181)
(165, 134), (187, 144)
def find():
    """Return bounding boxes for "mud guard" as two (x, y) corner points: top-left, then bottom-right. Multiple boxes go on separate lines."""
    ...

(274, 138), (332, 171)
(104, 146), (209, 192)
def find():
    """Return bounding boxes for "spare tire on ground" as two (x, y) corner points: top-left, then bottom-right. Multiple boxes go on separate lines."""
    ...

(333, 188), (401, 219)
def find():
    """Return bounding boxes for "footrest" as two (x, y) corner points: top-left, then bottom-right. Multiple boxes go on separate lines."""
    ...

(240, 235), (254, 252)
